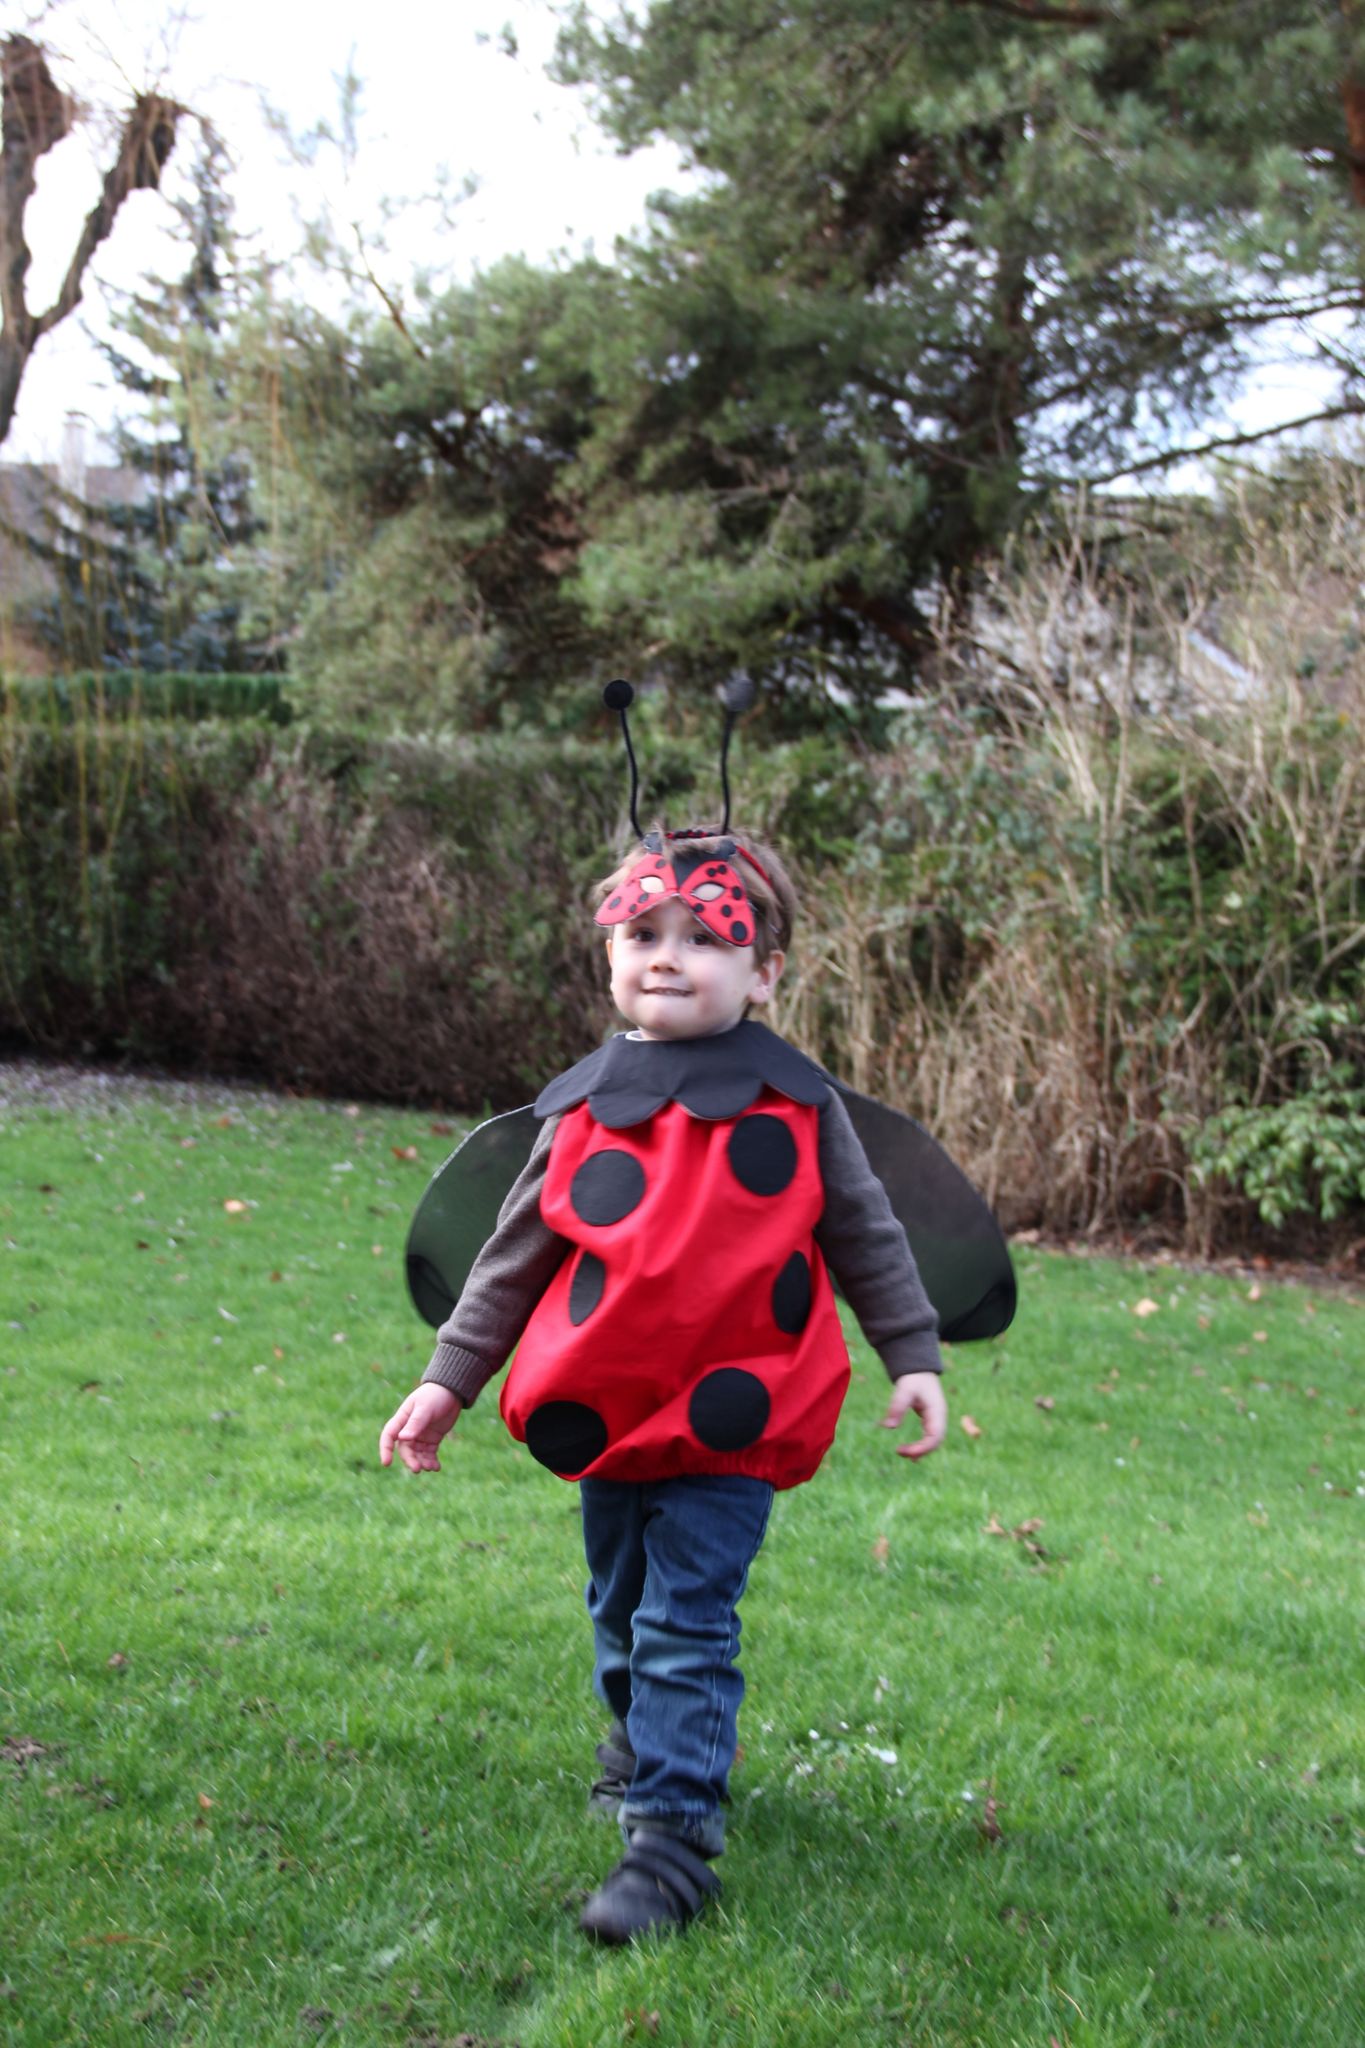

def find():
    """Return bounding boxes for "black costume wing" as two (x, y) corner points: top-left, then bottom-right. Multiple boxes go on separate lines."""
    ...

(404, 1107), (539, 1329)
(406, 1056), (1015, 1345)
(830, 1081), (1016, 1342)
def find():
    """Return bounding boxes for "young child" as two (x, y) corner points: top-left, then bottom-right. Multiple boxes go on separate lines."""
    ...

(379, 823), (947, 1944)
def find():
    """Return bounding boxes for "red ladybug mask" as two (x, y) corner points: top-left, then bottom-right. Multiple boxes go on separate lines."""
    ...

(595, 831), (772, 949)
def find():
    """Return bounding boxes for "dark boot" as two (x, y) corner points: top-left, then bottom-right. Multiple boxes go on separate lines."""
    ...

(588, 1718), (637, 1817)
(579, 1828), (721, 1944)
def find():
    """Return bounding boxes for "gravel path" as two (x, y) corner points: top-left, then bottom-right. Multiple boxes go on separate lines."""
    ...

(0, 1054), (315, 1121)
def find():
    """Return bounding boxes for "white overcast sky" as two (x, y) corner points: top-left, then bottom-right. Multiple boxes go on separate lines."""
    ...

(3, 0), (1348, 482)
(6, 0), (684, 461)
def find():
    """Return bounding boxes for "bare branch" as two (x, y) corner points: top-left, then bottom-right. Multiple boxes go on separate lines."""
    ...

(0, 33), (183, 445)
(1064, 398), (1365, 487)
(32, 92), (182, 342)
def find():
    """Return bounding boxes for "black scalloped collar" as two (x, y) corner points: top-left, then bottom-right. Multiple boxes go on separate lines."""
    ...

(534, 1020), (831, 1128)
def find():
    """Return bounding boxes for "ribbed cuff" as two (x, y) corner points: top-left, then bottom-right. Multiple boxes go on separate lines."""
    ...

(422, 1343), (495, 1407)
(881, 1329), (945, 1379)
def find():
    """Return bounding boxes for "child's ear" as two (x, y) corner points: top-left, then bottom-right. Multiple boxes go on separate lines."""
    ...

(750, 949), (786, 1005)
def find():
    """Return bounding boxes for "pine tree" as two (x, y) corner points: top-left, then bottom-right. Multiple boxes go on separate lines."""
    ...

(547, 0), (1365, 694)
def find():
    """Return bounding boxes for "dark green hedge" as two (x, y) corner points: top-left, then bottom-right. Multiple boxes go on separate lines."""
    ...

(2, 707), (1361, 1246)
(0, 670), (293, 725)
(0, 719), (712, 1106)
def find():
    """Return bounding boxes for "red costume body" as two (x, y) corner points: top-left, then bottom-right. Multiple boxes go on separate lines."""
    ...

(500, 1088), (851, 1491)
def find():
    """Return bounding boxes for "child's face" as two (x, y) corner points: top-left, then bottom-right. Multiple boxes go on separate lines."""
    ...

(606, 894), (784, 1041)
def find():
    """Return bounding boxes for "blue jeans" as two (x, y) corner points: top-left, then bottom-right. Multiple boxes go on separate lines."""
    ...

(580, 1473), (774, 1856)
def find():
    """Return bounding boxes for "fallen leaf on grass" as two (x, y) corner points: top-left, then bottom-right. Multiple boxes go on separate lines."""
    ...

(984, 1515), (1048, 1561)
(977, 1794), (1004, 1843)
(1248, 1282), (1263, 1301)
(223, 1200), (248, 1216)
(1, 1735), (53, 1769)
(429, 1121), (455, 1137)
(624, 2013), (661, 2038)
(871, 1534), (890, 1569)
(1133, 1297), (1160, 1317)
(1034, 1395), (1055, 1411)
(960, 1414), (983, 1439)
(391, 1145), (419, 1163)
(197, 1793), (214, 1811)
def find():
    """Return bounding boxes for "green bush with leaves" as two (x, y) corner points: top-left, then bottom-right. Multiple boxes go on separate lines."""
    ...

(1191, 1087), (1365, 1229)
(1189, 1003), (1365, 1228)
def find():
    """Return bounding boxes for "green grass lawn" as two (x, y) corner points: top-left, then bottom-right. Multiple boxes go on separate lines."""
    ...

(1, 1071), (1362, 2048)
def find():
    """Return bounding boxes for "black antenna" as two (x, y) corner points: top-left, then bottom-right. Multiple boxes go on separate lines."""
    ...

(603, 679), (643, 839)
(717, 675), (756, 832)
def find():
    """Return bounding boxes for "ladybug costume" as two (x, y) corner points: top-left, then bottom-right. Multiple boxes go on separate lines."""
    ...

(500, 1026), (851, 1490)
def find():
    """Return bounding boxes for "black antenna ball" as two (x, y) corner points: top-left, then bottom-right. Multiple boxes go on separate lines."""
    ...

(603, 679), (635, 711)
(720, 674), (756, 717)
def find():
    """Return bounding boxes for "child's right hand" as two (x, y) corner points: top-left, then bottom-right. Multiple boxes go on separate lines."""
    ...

(379, 1384), (464, 1474)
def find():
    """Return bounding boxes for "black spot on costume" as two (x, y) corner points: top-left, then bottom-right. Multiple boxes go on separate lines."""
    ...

(570, 1150), (646, 1226)
(569, 1251), (607, 1325)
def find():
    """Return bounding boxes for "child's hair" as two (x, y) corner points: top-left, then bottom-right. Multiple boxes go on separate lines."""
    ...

(594, 823), (799, 965)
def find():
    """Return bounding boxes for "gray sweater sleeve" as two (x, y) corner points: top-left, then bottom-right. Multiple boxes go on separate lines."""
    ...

(815, 1090), (945, 1380)
(420, 1115), (570, 1407)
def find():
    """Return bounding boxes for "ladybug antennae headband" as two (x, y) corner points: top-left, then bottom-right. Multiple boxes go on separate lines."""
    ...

(603, 677), (647, 839)
(597, 677), (771, 949)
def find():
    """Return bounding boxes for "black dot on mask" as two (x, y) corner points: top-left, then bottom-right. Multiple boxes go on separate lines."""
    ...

(772, 1251), (812, 1335)
(525, 1401), (609, 1474)
(571, 1149), (647, 1226)
(730, 885), (744, 899)
(689, 1368), (770, 1452)
(729, 920), (749, 943)
(608, 895), (621, 910)
(569, 1251), (607, 1325)
(720, 904), (732, 918)
(727, 1114), (796, 1195)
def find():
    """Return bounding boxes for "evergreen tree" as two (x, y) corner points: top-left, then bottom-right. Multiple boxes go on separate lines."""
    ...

(205, 1), (1365, 723)
(546, 0), (1365, 695)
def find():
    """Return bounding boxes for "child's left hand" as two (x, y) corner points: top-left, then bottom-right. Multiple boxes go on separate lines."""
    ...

(880, 1371), (948, 1461)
